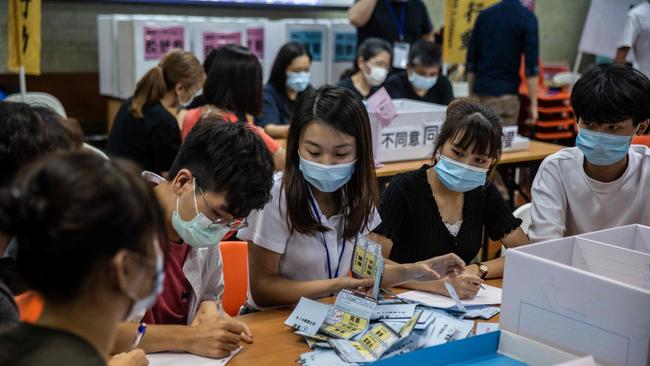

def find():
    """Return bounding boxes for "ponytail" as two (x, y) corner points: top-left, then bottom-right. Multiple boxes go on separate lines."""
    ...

(129, 49), (204, 119)
(129, 66), (168, 118)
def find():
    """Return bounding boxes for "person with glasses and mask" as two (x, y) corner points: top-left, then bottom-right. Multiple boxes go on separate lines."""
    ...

(0, 152), (165, 366)
(337, 38), (392, 100)
(371, 100), (528, 299)
(240, 85), (465, 312)
(529, 64), (650, 243)
(113, 117), (275, 358)
(384, 41), (454, 105)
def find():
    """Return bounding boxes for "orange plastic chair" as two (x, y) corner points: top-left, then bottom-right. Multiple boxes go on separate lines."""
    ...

(219, 241), (249, 316)
(632, 135), (650, 148)
(15, 291), (44, 323)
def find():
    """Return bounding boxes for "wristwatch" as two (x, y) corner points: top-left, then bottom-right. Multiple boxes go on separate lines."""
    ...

(477, 263), (488, 280)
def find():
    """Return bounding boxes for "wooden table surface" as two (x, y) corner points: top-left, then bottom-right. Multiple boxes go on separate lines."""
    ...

(273, 139), (564, 178)
(231, 279), (503, 365)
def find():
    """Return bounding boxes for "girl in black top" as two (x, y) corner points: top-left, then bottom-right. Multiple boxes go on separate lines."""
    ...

(372, 100), (528, 299)
(106, 49), (205, 175)
(0, 152), (166, 366)
(337, 38), (392, 100)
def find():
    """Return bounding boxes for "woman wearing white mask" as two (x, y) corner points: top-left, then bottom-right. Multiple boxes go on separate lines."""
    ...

(113, 118), (275, 358)
(256, 42), (313, 138)
(0, 152), (164, 366)
(107, 49), (205, 176)
(337, 38), (392, 99)
(384, 40), (454, 105)
(240, 85), (466, 311)
(372, 100), (528, 299)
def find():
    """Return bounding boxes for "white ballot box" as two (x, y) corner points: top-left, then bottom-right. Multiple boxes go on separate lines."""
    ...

(263, 19), (330, 87)
(579, 224), (650, 255)
(368, 99), (446, 163)
(328, 19), (356, 83)
(188, 18), (248, 63)
(501, 231), (650, 366)
(98, 14), (131, 98)
(116, 15), (191, 99)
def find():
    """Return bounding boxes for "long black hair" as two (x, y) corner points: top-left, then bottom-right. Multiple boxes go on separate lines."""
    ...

(268, 42), (312, 97)
(283, 85), (378, 239)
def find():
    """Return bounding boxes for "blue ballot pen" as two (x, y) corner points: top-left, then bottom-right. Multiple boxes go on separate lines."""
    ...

(129, 322), (147, 350)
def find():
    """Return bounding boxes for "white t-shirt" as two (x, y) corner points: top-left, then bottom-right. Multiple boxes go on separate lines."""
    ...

(529, 145), (650, 243)
(238, 173), (381, 310)
(619, 1), (650, 78)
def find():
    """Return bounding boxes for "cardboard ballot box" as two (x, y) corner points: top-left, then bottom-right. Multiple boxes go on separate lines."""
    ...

(368, 99), (446, 163)
(368, 99), (522, 163)
(579, 224), (650, 255)
(372, 330), (592, 365)
(501, 232), (650, 366)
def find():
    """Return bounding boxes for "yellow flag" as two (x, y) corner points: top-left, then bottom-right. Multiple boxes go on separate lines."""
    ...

(8, 0), (42, 75)
(443, 0), (498, 64)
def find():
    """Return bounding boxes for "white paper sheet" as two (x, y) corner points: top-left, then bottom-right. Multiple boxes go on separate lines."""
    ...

(397, 284), (502, 309)
(147, 347), (242, 366)
(475, 322), (499, 335)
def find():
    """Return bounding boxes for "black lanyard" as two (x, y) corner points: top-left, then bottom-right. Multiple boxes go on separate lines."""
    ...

(384, 0), (407, 41)
(307, 192), (346, 279)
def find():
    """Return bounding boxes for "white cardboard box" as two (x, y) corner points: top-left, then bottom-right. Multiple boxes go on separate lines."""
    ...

(328, 19), (356, 83)
(188, 18), (248, 63)
(263, 19), (330, 87)
(116, 15), (191, 99)
(501, 233), (650, 366)
(368, 99), (446, 163)
(579, 224), (650, 255)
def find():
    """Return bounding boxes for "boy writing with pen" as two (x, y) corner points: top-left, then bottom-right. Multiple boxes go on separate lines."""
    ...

(112, 117), (275, 358)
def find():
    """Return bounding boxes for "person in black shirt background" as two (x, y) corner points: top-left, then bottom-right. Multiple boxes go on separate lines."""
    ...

(371, 100), (528, 299)
(337, 38), (392, 100)
(384, 40), (454, 105)
(348, 0), (433, 71)
(106, 50), (205, 176)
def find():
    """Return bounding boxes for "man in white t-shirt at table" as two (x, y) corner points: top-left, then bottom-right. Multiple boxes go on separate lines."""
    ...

(615, 0), (650, 79)
(529, 63), (650, 243)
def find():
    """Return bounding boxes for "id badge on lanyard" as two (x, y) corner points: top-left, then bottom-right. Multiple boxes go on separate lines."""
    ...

(384, 0), (409, 69)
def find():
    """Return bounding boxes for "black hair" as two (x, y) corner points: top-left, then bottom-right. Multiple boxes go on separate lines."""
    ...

(169, 116), (273, 218)
(31, 105), (84, 149)
(284, 85), (378, 239)
(0, 101), (77, 188)
(408, 40), (442, 68)
(203, 44), (263, 116)
(268, 42), (312, 97)
(0, 152), (166, 302)
(352, 37), (392, 73)
(572, 63), (650, 126)
(203, 48), (218, 74)
(433, 99), (503, 179)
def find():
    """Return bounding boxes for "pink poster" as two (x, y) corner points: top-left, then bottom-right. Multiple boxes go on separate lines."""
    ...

(247, 28), (264, 59)
(144, 26), (184, 61)
(203, 32), (242, 57)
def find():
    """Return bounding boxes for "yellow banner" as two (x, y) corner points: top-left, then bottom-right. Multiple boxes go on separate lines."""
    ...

(443, 0), (498, 64)
(8, 0), (42, 75)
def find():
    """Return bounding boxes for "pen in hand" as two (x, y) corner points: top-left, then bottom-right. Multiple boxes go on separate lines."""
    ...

(129, 322), (147, 350)
(215, 293), (225, 319)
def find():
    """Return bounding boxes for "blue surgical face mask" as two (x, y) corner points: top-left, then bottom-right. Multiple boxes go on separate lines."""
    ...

(286, 71), (310, 92)
(408, 72), (438, 91)
(434, 155), (488, 192)
(171, 179), (231, 247)
(299, 155), (357, 193)
(576, 127), (637, 166)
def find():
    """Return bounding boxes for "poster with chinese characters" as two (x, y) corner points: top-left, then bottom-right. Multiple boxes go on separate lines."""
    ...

(144, 26), (185, 61)
(443, 0), (498, 64)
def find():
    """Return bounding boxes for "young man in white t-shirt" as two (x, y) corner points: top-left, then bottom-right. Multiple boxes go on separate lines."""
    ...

(529, 63), (650, 243)
(616, 0), (650, 79)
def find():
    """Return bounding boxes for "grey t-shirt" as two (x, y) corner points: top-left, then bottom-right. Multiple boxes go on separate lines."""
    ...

(0, 279), (18, 325)
(0, 323), (105, 366)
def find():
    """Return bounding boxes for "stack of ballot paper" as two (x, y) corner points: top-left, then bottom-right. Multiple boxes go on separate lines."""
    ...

(289, 288), (503, 365)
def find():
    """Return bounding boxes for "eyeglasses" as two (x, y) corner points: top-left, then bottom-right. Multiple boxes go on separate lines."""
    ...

(196, 183), (248, 231)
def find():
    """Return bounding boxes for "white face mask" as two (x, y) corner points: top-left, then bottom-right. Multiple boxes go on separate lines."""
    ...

(123, 240), (165, 321)
(363, 65), (388, 87)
